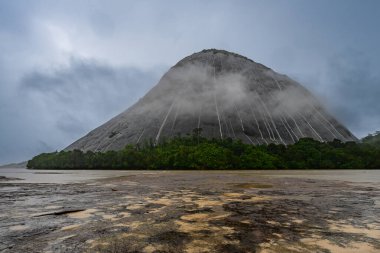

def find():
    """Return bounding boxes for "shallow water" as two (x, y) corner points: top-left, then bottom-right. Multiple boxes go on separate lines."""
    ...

(1, 168), (379, 184)
(0, 168), (165, 183)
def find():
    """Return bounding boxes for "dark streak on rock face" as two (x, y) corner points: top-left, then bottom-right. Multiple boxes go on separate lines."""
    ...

(65, 49), (357, 152)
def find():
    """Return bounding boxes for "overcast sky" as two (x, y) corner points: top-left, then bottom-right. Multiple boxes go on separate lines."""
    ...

(1, 0), (379, 164)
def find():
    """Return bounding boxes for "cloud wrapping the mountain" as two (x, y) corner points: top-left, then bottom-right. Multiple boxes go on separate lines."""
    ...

(0, 0), (379, 164)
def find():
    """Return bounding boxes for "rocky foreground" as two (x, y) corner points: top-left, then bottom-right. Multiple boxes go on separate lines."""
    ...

(0, 171), (379, 253)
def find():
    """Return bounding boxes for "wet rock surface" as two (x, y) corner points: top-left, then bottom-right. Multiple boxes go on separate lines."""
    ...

(0, 176), (22, 182)
(0, 171), (379, 253)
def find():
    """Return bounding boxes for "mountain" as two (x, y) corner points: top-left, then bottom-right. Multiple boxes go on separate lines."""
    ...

(362, 131), (380, 146)
(66, 49), (357, 152)
(0, 161), (27, 168)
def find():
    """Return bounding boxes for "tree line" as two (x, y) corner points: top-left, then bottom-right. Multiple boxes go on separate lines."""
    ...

(27, 130), (380, 170)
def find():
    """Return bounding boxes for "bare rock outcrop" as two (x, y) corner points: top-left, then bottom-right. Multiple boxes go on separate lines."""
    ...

(66, 49), (357, 151)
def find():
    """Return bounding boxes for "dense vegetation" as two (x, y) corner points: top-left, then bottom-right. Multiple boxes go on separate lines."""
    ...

(27, 129), (380, 170)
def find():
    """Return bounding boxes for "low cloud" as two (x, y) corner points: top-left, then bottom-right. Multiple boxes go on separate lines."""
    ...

(0, 58), (162, 164)
(300, 51), (380, 138)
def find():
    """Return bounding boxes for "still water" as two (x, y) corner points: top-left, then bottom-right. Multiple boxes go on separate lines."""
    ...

(1, 168), (379, 184)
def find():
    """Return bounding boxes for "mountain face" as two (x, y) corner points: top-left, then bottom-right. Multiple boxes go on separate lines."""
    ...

(66, 49), (357, 152)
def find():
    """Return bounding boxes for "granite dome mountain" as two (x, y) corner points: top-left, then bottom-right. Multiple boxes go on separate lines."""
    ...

(66, 49), (357, 152)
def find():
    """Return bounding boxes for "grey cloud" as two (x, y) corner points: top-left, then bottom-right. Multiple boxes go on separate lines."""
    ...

(20, 58), (162, 115)
(0, 0), (379, 164)
(136, 60), (328, 124)
(321, 51), (380, 137)
(277, 49), (380, 139)
(89, 11), (115, 37)
(0, 58), (163, 164)
(0, 1), (33, 34)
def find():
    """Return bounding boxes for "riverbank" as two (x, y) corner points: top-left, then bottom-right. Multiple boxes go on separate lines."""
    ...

(1, 170), (380, 252)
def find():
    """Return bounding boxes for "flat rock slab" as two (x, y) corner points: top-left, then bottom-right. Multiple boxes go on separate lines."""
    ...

(0, 171), (379, 253)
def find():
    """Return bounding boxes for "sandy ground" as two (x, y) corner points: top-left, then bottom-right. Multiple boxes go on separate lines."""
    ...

(0, 171), (379, 253)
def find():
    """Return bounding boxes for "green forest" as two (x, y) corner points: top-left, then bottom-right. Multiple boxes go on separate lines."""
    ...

(27, 130), (380, 170)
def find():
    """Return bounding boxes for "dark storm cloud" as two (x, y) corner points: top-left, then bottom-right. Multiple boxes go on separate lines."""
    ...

(0, 0), (379, 164)
(23, 58), (161, 135)
(0, 59), (161, 164)
(284, 49), (380, 138)
(323, 51), (380, 137)
(20, 58), (160, 120)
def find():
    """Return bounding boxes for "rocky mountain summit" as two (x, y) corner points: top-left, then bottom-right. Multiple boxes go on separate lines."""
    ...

(66, 49), (357, 152)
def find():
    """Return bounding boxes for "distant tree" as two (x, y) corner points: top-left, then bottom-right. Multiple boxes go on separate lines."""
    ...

(26, 129), (380, 170)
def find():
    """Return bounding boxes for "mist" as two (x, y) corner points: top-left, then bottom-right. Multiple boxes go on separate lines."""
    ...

(1, 0), (379, 164)
(65, 51), (357, 153)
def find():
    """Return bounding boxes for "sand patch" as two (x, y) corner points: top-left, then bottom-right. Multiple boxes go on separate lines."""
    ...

(266, 220), (281, 226)
(9, 225), (29, 231)
(113, 224), (129, 228)
(175, 220), (216, 233)
(67, 208), (98, 219)
(258, 242), (302, 253)
(292, 218), (305, 224)
(329, 223), (380, 239)
(248, 196), (273, 202)
(148, 198), (173, 206)
(240, 219), (251, 224)
(122, 195), (136, 199)
(181, 213), (210, 222)
(175, 220), (234, 235)
(127, 204), (145, 210)
(147, 207), (165, 214)
(209, 213), (230, 220)
(88, 240), (110, 249)
(119, 212), (131, 218)
(272, 233), (283, 238)
(88, 231), (148, 252)
(181, 212), (231, 223)
(102, 214), (118, 221)
(61, 224), (81, 231)
(120, 232), (148, 239)
(223, 192), (244, 198)
(301, 238), (379, 253)
(181, 197), (194, 203)
(85, 239), (95, 244)
(143, 245), (158, 253)
(129, 221), (144, 229)
(194, 199), (223, 208)
(184, 239), (213, 253)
